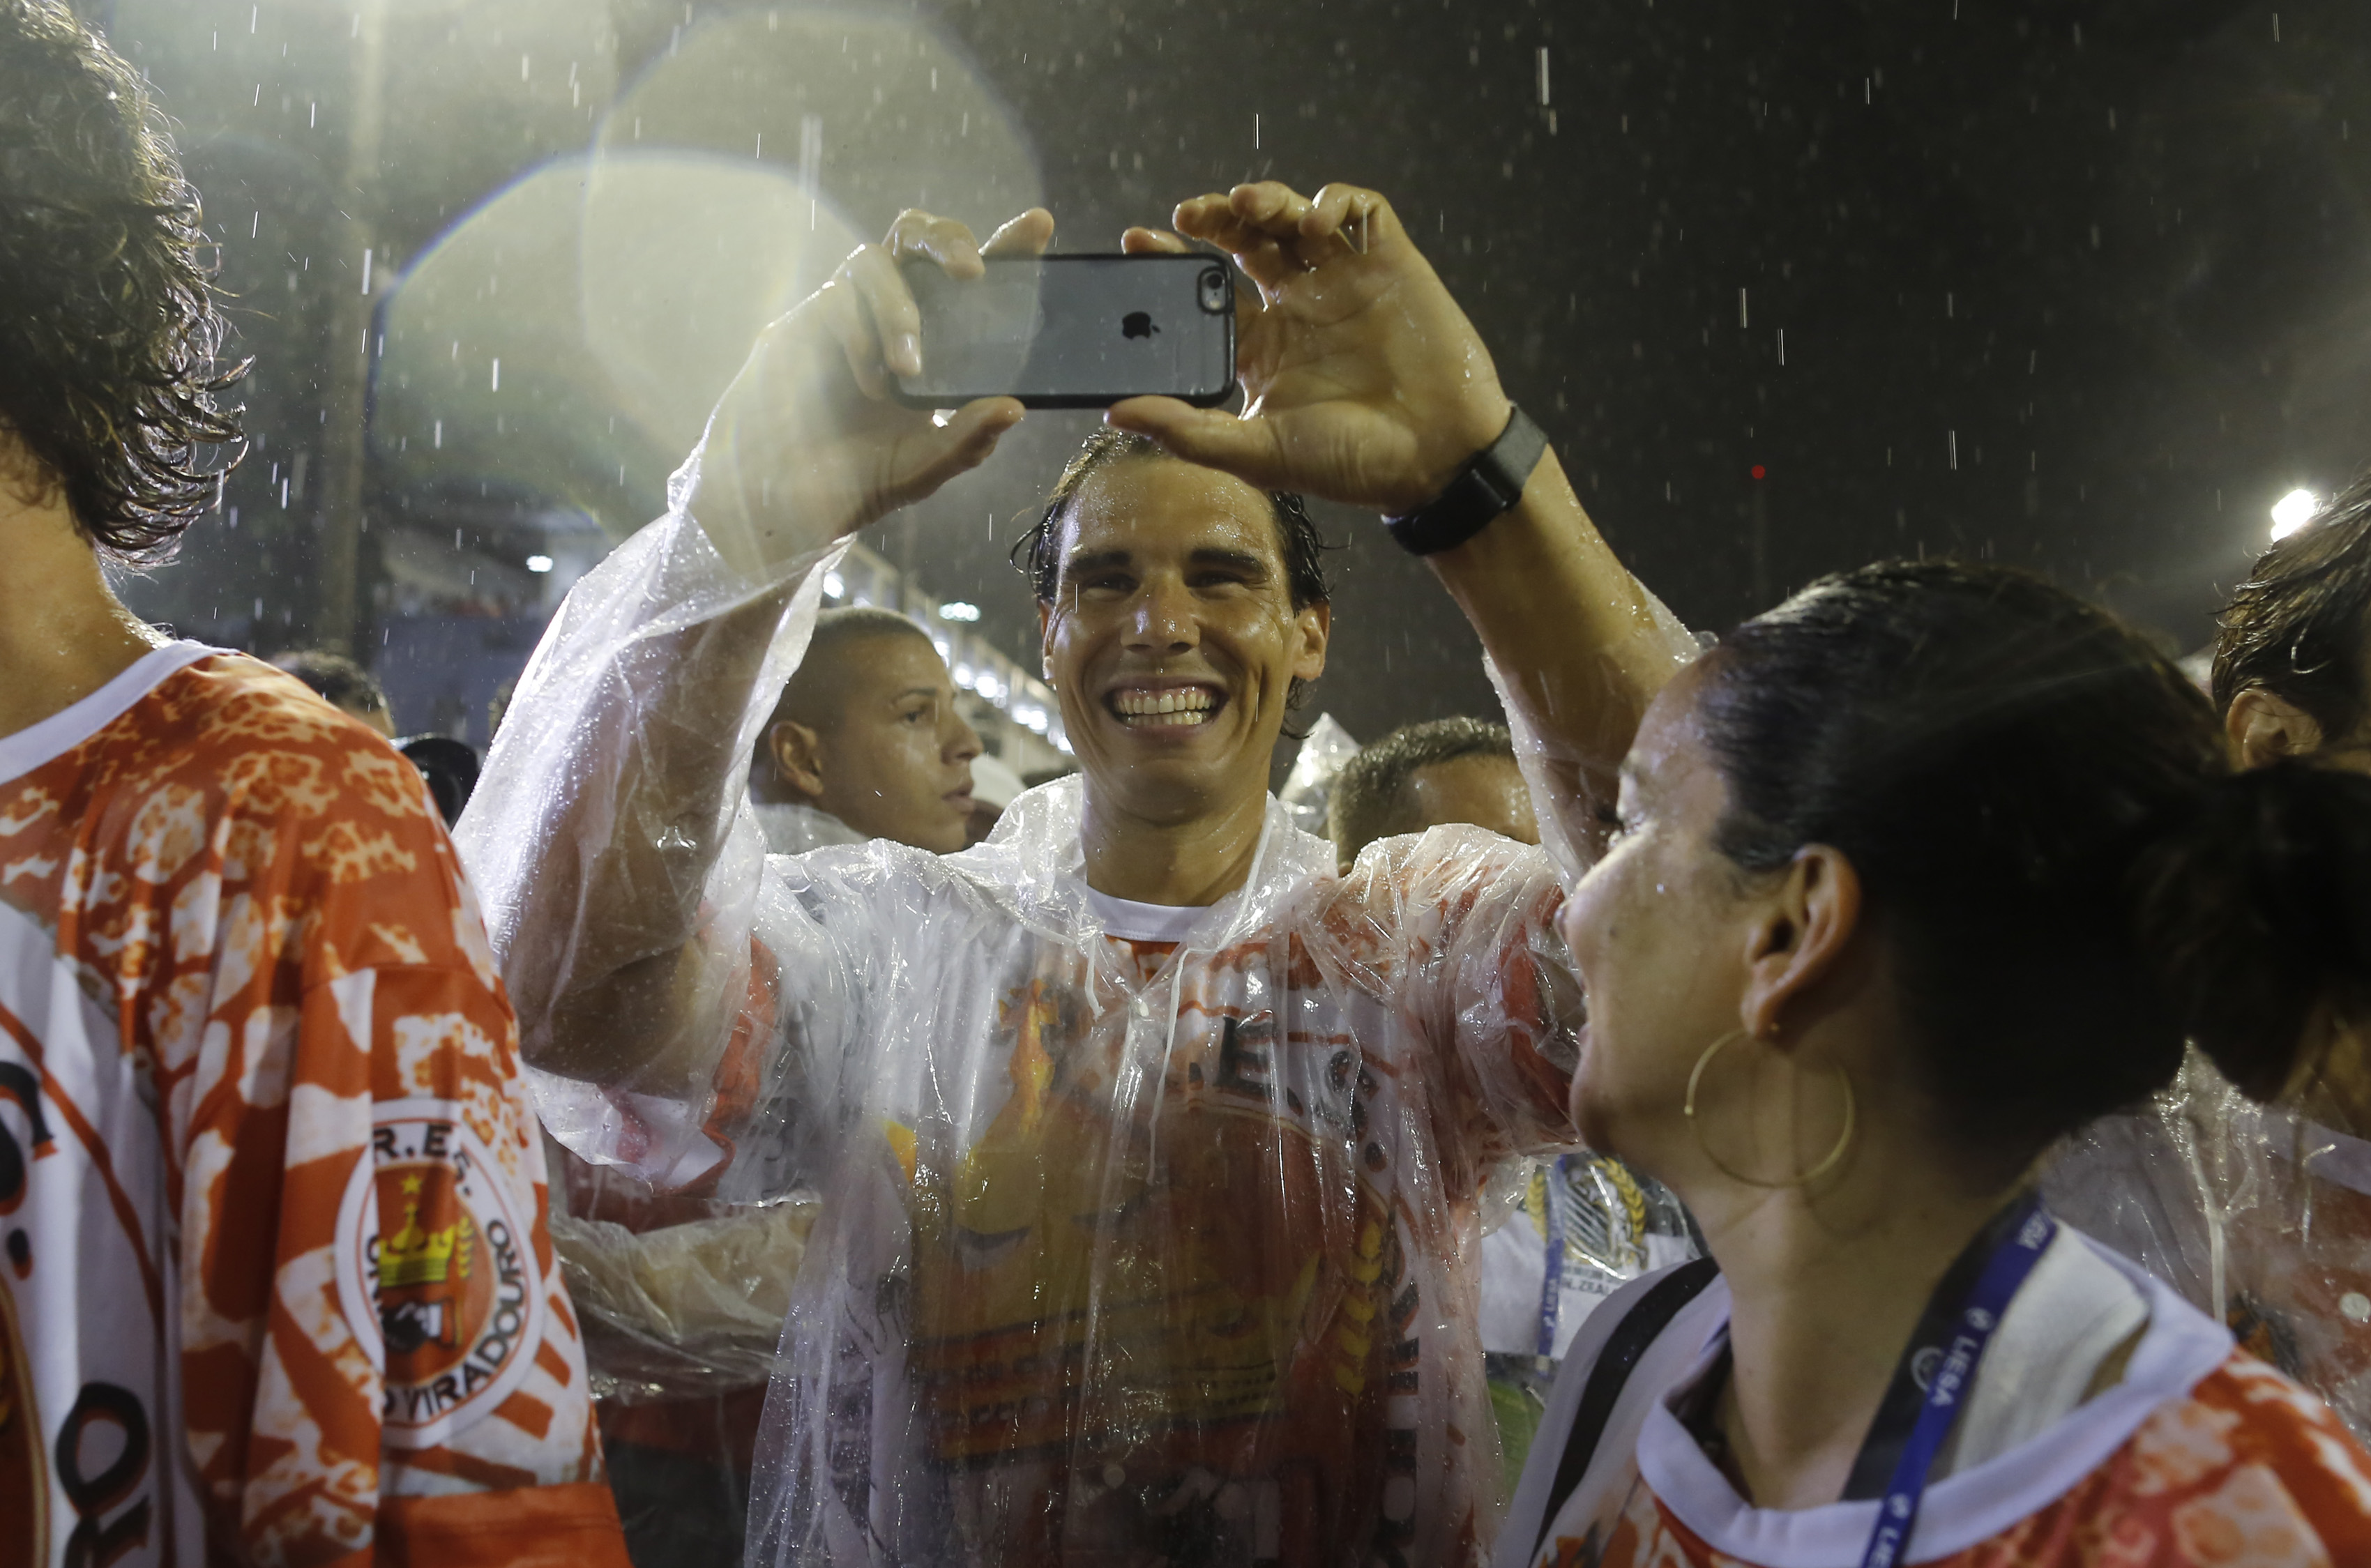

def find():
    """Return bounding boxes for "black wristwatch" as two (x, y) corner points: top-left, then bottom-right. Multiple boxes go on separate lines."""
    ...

(1383, 404), (1550, 556)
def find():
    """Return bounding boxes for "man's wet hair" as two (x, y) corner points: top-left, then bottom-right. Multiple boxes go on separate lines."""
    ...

(1328, 717), (1517, 868)
(0, 0), (244, 558)
(1013, 428), (1332, 611)
(1700, 558), (2371, 1161)
(2213, 468), (2371, 741)
(271, 649), (391, 722)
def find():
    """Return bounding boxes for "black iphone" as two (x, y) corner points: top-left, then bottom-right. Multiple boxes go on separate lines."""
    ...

(892, 252), (1236, 409)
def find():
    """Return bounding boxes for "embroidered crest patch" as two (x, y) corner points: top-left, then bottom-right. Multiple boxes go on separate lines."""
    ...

(335, 1099), (540, 1448)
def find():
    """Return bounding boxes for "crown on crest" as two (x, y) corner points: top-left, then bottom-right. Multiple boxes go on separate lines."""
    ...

(379, 1173), (476, 1289)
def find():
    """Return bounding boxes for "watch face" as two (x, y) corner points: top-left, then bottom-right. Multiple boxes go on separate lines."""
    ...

(1386, 405), (1547, 551)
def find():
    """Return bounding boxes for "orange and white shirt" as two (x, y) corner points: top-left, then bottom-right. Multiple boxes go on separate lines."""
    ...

(1497, 1231), (2371, 1568)
(0, 644), (626, 1568)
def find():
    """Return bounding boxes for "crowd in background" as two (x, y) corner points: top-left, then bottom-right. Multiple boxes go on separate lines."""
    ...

(13, 3), (2371, 1567)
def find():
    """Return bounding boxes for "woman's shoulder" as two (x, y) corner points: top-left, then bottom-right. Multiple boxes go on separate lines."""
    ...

(1936, 1235), (2371, 1564)
(1499, 1261), (1730, 1566)
(2070, 1350), (2371, 1556)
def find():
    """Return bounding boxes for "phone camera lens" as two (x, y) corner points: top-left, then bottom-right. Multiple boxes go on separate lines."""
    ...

(1198, 267), (1229, 313)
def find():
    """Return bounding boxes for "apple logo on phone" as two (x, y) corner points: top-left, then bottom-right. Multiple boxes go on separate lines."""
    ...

(1121, 311), (1158, 340)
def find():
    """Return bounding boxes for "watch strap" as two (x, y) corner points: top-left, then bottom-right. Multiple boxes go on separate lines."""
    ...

(1383, 404), (1550, 556)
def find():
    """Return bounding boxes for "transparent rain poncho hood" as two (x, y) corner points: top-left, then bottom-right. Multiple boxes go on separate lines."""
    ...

(457, 444), (1699, 1567)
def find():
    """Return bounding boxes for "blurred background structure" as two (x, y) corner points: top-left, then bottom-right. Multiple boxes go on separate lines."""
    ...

(93, 0), (2371, 769)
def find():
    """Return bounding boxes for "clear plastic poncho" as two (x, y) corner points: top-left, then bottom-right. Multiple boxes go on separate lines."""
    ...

(1278, 712), (1361, 839)
(2044, 1049), (2371, 1443)
(457, 448), (1699, 1567)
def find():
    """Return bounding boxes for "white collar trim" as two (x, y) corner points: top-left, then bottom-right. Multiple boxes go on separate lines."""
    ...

(1084, 885), (1226, 945)
(1633, 1235), (2234, 1567)
(0, 641), (218, 786)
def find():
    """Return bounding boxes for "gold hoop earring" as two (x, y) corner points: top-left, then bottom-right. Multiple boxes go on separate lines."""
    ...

(1684, 1030), (1857, 1189)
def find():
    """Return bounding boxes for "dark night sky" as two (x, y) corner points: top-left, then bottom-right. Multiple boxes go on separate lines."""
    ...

(100, 0), (2371, 755)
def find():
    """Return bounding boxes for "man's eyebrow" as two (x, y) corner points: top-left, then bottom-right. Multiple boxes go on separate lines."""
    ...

(1061, 547), (1131, 577)
(1060, 546), (1276, 579)
(1189, 547), (1271, 577)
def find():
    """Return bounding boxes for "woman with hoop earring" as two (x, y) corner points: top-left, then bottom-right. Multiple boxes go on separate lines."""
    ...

(1497, 560), (2371, 1568)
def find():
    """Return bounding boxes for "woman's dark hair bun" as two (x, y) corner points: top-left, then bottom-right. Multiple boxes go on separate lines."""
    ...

(1698, 558), (2371, 1157)
(2135, 761), (2371, 1102)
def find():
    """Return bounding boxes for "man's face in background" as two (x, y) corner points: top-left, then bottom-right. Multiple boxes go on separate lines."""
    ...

(1400, 753), (1538, 848)
(765, 630), (982, 853)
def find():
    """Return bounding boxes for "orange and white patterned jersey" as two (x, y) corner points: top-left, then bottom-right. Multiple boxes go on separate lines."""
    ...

(0, 644), (626, 1568)
(1499, 1235), (2371, 1568)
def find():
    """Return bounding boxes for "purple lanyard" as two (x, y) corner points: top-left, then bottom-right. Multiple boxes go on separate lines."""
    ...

(1859, 1197), (2056, 1568)
(1537, 1155), (1574, 1357)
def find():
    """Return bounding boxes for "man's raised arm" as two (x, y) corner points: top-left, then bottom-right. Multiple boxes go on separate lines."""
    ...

(457, 208), (1051, 1090)
(1107, 184), (1693, 873)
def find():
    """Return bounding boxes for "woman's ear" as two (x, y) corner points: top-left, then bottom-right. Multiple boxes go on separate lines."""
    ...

(1738, 843), (1862, 1042)
(767, 719), (826, 800)
(2227, 687), (2326, 769)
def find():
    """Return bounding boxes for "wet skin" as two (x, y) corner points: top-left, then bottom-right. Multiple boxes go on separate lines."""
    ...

(1552, 661), (1753, 1170)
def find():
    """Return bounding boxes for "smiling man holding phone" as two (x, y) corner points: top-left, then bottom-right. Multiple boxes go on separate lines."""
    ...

(460, 185), (1692, 1565)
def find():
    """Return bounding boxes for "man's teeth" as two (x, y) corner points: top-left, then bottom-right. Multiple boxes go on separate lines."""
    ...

(1112, 689), (1216, 724)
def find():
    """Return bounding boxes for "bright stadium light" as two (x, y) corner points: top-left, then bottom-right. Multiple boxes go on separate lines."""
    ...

(2271, 488), (2321, 540)
(525, 554), (554, 573)
(940, 601), (981, 621)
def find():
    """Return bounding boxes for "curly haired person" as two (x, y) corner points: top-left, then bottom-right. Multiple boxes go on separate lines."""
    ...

(0, 5), (629, 1564)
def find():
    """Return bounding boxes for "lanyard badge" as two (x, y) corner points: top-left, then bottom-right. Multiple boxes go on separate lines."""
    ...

(1859, 1196), (2057, 1568)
